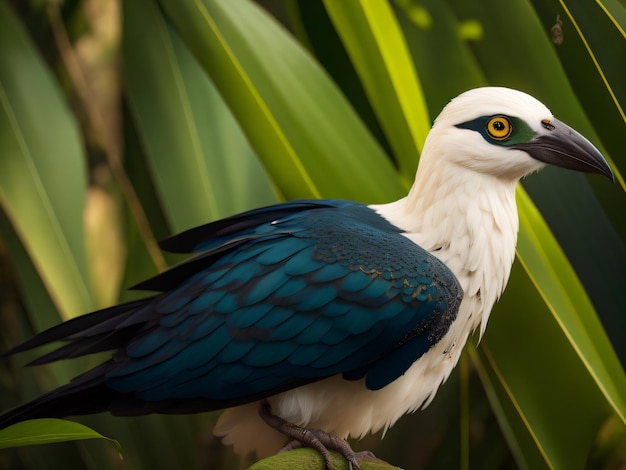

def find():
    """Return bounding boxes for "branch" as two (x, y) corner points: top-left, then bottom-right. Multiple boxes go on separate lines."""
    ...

(248, 448), (403, 470)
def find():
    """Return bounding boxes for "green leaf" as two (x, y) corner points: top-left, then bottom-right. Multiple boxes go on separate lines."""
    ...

(521, 168), (626, 368)
(529, 0), (626, 187)
(159, 0), (405, 203)
(516, 188), (626, 423)
(469, 346), (548, 470)
(124, 0), (278, 233)
(0, 1), (93, 320)
(474, 189), (626, 469)
(477, 261), (614, 469)
(0, 210), (80, 386)
(0, 419), (120, 452)
(323, 0), (431, 179)
(393, 0), (486, 113)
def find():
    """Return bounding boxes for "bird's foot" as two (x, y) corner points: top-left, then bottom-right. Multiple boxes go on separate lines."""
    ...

(259, 399), (375, 470)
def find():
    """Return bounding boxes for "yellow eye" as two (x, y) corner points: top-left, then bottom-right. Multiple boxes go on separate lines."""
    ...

(486, 116), (512, 141)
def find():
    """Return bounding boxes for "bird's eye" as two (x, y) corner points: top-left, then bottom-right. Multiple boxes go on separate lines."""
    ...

(485, 116), (512, 141)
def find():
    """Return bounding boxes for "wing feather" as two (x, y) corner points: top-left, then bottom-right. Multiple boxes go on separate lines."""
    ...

(5, 200), (463, 415)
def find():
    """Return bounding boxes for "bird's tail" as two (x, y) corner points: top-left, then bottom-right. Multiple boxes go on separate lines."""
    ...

(0, 374), (112, 429)
(0, 299), (150, 429)
(0, 290), (229, 428)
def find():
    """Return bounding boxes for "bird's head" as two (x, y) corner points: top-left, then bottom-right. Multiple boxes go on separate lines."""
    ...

(426, 87), (614, 181)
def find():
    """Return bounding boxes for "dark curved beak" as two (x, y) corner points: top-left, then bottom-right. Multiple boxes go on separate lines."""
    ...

(512, 118), (614, 181)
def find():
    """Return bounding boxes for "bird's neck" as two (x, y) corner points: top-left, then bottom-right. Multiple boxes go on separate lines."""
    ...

(372, 158), (520, 335)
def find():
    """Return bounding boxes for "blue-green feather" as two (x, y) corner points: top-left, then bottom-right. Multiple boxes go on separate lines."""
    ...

(82, 200), (463, 406)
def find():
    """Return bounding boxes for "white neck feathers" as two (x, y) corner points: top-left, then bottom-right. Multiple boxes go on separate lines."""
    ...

(372, 144), (520, 336)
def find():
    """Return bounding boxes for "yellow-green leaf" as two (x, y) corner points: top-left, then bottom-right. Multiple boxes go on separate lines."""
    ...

(0, 419), (120, 452)
(0, 1), (93, 320)
(159, 0), (404, 203)
(124, 0), (278, 233)
(516, 188), (626, 423)
(323, 0), (430, 180)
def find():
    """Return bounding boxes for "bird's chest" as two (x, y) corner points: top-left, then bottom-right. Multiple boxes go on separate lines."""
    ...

(274, 211), (517, 440)
(273, 347), (455, 436)
(271, 280), (490, 442)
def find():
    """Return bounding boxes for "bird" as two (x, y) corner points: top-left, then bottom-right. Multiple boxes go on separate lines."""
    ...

(0, 87), (614, 470)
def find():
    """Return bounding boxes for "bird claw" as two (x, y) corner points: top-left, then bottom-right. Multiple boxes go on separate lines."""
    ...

(260, 399), (375, 470)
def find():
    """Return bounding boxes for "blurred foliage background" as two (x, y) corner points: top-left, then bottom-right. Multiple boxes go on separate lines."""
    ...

(0, 0), (625, 469)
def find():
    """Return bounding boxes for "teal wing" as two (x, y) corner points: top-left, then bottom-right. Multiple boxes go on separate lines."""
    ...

(0, 200), (463, 423)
